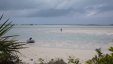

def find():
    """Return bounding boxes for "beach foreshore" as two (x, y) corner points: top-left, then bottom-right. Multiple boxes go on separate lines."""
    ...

(19, 45), (97, 64)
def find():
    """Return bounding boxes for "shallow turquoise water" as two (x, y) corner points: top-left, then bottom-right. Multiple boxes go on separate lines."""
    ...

(6, 25), (113, 50)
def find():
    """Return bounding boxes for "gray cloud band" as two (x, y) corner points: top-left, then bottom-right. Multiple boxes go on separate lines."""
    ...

(0, 0), (113, 17)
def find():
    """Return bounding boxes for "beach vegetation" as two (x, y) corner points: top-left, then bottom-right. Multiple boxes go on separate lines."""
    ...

(38, 58), (67, 64)
(0, 14), (26, 64)
(68, 56), (81, 64)
(86, 47), (113, 64)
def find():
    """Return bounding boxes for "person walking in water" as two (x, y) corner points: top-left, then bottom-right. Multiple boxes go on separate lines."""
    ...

(60, 28), (62, 32)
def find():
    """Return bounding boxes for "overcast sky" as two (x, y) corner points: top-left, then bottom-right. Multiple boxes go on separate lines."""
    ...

(0, 0), (113, 24)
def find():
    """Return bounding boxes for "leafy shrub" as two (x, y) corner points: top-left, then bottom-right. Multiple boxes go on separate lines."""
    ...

(48, 58), (67, 64)
(38, 58), (67, 64)
(68, 56), (81, 64)
(86, 47), (113, 64)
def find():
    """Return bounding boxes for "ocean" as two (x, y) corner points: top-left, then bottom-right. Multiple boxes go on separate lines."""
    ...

(5, 25), (113, 63)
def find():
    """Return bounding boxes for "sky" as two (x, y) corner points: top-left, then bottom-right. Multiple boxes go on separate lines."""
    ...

(0, 0), (113, 24)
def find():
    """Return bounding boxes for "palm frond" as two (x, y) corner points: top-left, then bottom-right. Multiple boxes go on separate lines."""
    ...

(0, 14), (3, 21)
(0, 14), (26, 64)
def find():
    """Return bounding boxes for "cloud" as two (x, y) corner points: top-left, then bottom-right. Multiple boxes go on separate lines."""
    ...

(0, 0), (113, 17)
(26, 7), (79, 17)
(0, 0), (113, 24)
(0, 0), (45, 11)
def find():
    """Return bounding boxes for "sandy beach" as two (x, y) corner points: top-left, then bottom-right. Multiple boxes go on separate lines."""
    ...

(19, 45), (96, 64)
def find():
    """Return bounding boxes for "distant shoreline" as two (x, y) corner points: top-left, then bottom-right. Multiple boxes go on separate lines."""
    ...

(13, 24), (113, 26)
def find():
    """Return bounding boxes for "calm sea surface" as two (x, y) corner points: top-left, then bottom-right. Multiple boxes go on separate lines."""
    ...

(6, 25), (113, 50)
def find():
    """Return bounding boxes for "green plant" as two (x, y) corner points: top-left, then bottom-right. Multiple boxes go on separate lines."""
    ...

(0, 14), (26, 64)
(47, 58), (67, 64)
(38, 58), (45, 64)
(68, 56), (81, 64)
(86, 47), (113, 64)
(38, 58), (67, 64)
